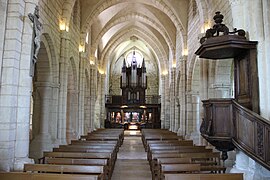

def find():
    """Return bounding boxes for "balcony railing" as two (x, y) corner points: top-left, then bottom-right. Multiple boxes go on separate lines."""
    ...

(105, 95), (161, 105)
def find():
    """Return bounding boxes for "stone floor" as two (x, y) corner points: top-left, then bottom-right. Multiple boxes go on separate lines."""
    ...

(111, 131), (152, 180)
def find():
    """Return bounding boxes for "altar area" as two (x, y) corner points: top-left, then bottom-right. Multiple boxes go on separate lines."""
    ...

(105, 108), (160, 129)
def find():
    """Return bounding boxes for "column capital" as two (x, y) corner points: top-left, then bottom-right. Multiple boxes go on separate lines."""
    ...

(79, 52), (87, 59)
(60, 30), (70, 40)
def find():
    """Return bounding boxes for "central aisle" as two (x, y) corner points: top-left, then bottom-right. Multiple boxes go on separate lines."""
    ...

(111, 131), (152, 180)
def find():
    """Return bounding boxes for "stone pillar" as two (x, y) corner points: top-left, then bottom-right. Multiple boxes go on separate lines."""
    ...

(66, 90), (79, 143)
(89, 66), (96, 131)
(0, 0), (8, 80)
(174, 96), (180, 132)
(247, 0), (268, 119)
(230, 150), (270, 180)
(84, 96), (91, 133)
(163, 74), (170, 129)
(177, 57), (187, 136)
(100, 73), (106, 128)
(160, 75), (166, 129)
(190, 94), (200, 145)
(58, 31), (70, 144)
(262, 0), (270, 120)
(0, 0), (26, 172)
(170, 68), (176, 131)
(49, 84), (60, 145)
(94, 72), (104, 129)
(30, 83), (53, 162)
(185, 92), (193, 137)
(78, 53), (86, 136)
(13, 0), (41, 170)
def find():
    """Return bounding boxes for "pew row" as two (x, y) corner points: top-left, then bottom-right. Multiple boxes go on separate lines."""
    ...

(0, 172), (100, 180)
(164, 173), (243, 180)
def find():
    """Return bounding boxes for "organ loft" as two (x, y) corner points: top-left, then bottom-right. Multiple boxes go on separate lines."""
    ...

(121, 51), (147, 105)
(105, 51), (161, 129)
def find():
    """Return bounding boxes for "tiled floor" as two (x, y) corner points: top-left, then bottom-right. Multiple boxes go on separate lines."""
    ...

(111, 131), (152, 180)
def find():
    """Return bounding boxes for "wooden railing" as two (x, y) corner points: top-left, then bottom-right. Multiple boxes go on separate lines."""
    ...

(105, 95), (161, 105)
(201, 98), (270, 170)
(232, 100), (270, 169)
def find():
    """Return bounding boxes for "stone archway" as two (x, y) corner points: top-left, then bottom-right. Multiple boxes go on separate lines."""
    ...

(29, 40), (53, 162)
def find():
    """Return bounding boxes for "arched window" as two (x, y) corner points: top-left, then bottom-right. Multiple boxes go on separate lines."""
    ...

(125, 50), (143, 67)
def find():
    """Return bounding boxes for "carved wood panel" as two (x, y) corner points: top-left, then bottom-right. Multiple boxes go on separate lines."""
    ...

(212, 103), (233, 137)
(267, 127), (270, 165)
(234, 54), (252, 109)
(256, 123), (264, 159)
(235, 110), (255, 152)
(234, 49), (259, 113)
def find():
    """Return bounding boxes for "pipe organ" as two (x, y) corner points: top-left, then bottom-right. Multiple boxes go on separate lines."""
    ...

(121, 51), (147, 104)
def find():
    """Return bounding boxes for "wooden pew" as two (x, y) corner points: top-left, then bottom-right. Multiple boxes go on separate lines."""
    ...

(164, 173), (243, 180)
(46, 158), (108, 166)
(146, 140), (194, 152)
(0, 172), (100, 180)
(149, 148), (213, 167)
(147, 146), (211, 161)
(142, 135), (182, 149)
(80, 136), (122, 149)
(70, 140), (119, 152)
(42, 152), (114, 178)
(161, 163), (201, 173)
(56, 145), (116, 152)
(52, 147), (117, 173)
(46, 158), (109, 179)
(151, 152), (222, 179)
(24, 164), (104, 179)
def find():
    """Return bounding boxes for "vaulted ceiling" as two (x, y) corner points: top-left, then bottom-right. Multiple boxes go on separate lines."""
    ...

(79, 0), (189, 74)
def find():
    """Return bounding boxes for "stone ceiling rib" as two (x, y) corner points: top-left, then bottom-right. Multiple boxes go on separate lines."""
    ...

(81, 0), (184, 34)
(93, 12), (173, 54)
(100, 27), (167, 73)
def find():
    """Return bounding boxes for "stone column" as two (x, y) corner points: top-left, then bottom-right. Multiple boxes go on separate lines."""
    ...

(262, 0), (270, 120)
(30, 83), (53, 162)
(94, 72), (104, 129)
(78, 53), (86, 136)
(0, 0), (8, 79)
(170, 68), (176, 131)
(185, 92), (193, 137)
(0, 0), (26, 172)
(89, 66), (96, 131)
(198, 59), (209, 145)
(230, 150), (270, 180)
(163, 74), (170, 129)
(13, 0), (41, 170)
(190, 94), (200, 145)
(49, 84), (60, 145)
(58, 31), (70, 144)
(160, 75), (166, 129)
(99, 73), (106, 128)
(66, 89), (79, 143)
(260, 0), (270, 119)
(177, 57), (187, 136)
(174, 96), (180, 132)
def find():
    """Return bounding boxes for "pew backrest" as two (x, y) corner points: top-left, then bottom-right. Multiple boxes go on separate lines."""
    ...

(24, 164), (104, 174)
(0, 172), (100, 180)
(164, 173), (243, 180)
